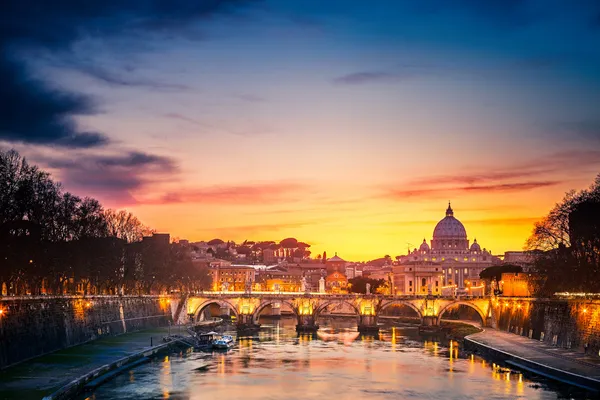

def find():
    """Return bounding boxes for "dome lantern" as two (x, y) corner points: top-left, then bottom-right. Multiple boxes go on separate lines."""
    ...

(446, 201), (454, 217)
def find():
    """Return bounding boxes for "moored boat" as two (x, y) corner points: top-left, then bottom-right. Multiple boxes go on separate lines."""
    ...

(212, 335), (235, 350)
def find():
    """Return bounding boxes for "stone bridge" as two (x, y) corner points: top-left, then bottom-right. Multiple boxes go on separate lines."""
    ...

(184, 292), (494, 333)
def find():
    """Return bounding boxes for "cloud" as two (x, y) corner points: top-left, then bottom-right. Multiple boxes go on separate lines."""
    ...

(0, 58), (108, 148)
(163, 113), (205, 125)
(386, 149), (600, 201)
(0, 0), (252, 148)
(384, 181), (560, 200)
(333, 71), (410, 85)
(410, 170), (555, 187)
(73, 64), (190, 91)
(34, 151), (179, 205)
(138, 182), (308, 205)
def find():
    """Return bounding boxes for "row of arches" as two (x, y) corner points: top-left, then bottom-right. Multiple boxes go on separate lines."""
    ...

(192, 299), (488, 326)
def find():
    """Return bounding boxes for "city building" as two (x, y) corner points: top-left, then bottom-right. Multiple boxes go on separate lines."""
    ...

(326, 271), (348, 293)
(395, 203), (500, 292)
(501, 272), (532, 296)
(209, 265), (256, 291)
(326, 253), (346, 274)
(393, 262), (444, 296)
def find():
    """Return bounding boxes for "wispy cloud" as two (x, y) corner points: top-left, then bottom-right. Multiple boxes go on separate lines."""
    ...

(74, 64), (190, 91)
(382, 149), (600, 201)
(384, 181), (560, 200)
(333, 71), (411, 85)
(34, 151), (179, 205)
(138, 182), (309, 205)
(410, 170), (555, 187)
(163, 113), (206, 126)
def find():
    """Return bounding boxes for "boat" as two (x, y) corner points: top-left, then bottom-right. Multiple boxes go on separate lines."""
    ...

(212, 335), (235, 350)
(196, 331), (219, 348)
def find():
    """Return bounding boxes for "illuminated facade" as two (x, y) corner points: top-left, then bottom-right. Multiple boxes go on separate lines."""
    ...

(501, 272), (532, 297)
(209, 265), (256, 291)
(396, 203), (499, 291)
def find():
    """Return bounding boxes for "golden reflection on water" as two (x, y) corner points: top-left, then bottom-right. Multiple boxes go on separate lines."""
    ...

(87, 318), (575, 400)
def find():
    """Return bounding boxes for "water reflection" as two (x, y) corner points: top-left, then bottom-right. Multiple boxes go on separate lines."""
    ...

(84, 317), (588, 400)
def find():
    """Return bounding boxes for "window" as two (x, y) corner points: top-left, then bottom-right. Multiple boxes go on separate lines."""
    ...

(409, 281), (413, 286)
(435, 281), (439, 287)
(421, 278), (427, 287)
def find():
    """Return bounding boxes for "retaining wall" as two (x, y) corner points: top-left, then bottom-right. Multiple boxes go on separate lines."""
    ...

(492, 298), (600, 358)
(0, 295), (173, 369)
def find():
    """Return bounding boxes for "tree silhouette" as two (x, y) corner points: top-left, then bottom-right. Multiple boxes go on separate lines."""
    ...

(527, 174), (600, 294)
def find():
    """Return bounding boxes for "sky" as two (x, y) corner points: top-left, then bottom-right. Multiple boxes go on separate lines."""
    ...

(1, 0), (600, 260)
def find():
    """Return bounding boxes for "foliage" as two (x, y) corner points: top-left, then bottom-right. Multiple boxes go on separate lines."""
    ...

(479, 264), (523, 282)
(526, 174), (600, 295)
(0, 149), (207, 296)
(279, 237), (298, 248)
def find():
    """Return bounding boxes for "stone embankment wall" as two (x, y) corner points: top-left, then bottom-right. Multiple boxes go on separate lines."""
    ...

(492, 298), (600, 358)
(0, 295), (174, 369)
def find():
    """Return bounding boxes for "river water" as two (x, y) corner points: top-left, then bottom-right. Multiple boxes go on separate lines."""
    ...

(83, 317), (589, 400)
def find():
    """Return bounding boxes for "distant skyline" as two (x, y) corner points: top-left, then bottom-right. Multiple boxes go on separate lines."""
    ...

(1, 1), (600, 260)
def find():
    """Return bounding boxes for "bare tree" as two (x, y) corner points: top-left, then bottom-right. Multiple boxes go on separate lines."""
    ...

(103, 209), (153, 243)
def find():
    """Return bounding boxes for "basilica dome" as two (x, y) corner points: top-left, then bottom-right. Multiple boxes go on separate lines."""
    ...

(432, 203), (467, 239)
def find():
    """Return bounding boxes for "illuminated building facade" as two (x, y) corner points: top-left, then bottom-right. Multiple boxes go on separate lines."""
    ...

(396, 203), (500, 291)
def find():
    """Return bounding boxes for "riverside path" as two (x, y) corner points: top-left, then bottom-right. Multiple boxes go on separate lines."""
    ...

(465, 329), (600, 391)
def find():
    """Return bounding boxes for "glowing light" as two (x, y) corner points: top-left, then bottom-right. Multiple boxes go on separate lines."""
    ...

(0, 309), (4, 316)
(85, 302), (92, 308)
(583, 308), (588, 313)
(555, 292), (600, 297)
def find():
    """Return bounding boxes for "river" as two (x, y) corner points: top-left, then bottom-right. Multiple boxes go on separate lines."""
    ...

(82, 317), (590, 400)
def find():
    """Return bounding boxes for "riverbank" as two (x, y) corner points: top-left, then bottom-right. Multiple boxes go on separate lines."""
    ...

(440, 320), (482, 340)
(465, 329), (600, 392)
(0, 326), (182, 400)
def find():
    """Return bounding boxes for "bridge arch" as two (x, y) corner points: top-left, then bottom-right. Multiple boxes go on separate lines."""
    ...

(251, 299), (298, 324)
(315, 299), (361, 320)
(193, 299), (239, 322)
(378, 300), (424, 320)
(436, 301), (487, 327)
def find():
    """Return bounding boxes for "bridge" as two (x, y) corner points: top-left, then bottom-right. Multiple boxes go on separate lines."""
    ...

(183, 292), (494, 333)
